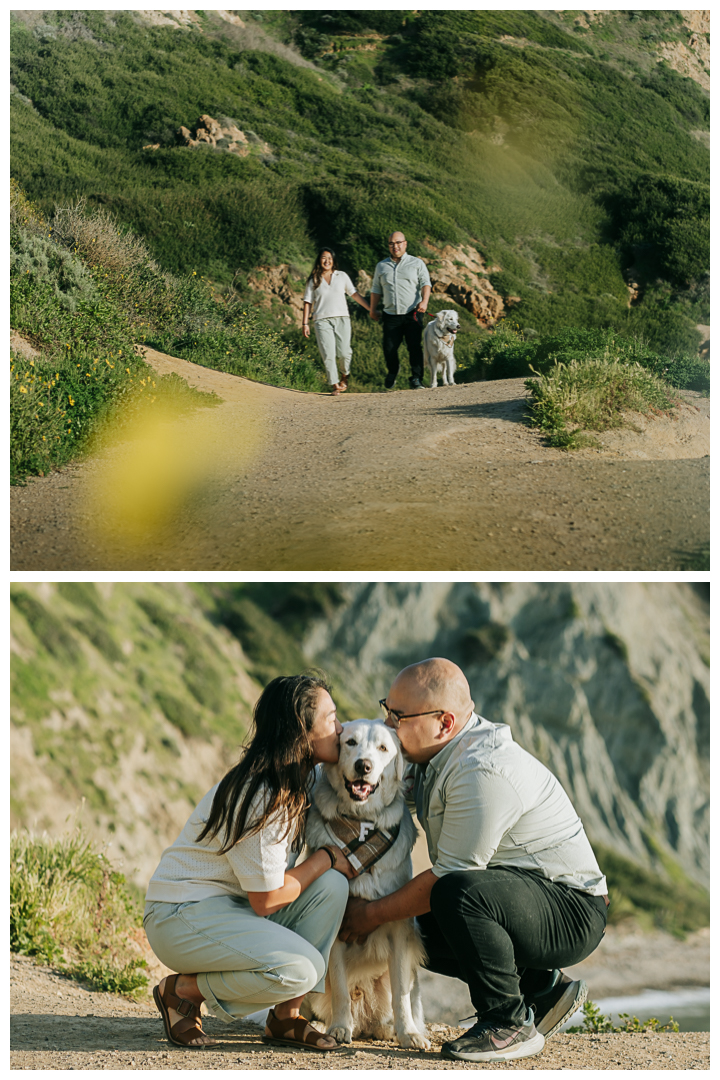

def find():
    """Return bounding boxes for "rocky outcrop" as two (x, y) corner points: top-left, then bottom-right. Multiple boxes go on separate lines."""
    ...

(656, 10), (710, 91)
(246, 264), (307, 326)
(303, 583), (710, 887)
(423, 241), (505, 326)
(176, 114), (271, 158)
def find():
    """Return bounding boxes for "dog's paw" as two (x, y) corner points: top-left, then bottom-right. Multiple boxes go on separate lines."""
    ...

(327, 1024), (353, 1044)
(397, 1030), (431, 1051)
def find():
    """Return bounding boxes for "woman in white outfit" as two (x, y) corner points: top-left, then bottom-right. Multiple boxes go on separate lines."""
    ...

(145, 673), (356, 1053)
(302, 248), (370, 395)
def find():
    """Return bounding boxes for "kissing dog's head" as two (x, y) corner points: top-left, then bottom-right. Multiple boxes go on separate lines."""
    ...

(436, 310), (460, 336)
(325, 719), (404, 809)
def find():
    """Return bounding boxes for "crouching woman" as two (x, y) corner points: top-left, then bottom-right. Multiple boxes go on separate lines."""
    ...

(144, 673), (354, 1052)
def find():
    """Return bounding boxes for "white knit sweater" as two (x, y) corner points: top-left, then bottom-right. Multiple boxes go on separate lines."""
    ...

(146, 783), (298, 903)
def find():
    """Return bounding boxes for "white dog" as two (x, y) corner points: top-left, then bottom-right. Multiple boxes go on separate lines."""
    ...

(423, 309), (460, 388)
(305, 719), (429, 1049)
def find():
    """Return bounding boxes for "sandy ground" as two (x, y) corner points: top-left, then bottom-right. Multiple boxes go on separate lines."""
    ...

(10, 952), (709, 1071)
(10, 347), (709, 571)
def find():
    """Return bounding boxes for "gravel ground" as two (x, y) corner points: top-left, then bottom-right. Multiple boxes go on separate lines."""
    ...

(11, 953), (709, 1071)
(10, 349), (709, 571)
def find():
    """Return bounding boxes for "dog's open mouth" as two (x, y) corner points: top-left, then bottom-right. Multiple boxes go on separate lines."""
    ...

(344, 777), (379, 802)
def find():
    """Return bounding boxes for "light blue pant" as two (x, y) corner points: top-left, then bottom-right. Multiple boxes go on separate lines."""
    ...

(143, 870), (348, 1023)
(313, 316), (352, 386)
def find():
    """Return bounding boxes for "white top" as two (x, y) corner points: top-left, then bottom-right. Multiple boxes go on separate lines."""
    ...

(407, 713), (608, 896)
(146, 782), (298, 903)
(303, 270), (357, 322)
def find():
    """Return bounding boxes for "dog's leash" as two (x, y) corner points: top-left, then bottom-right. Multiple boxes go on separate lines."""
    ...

(324, 816), (401, 874)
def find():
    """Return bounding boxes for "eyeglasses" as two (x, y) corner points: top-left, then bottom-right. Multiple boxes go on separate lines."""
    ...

(388, 241), (407, 247)
(379, 699), (444, 728)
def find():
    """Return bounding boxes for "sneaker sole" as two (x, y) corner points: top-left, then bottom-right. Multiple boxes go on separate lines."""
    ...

(536, 979), (588, 1038)
(441, 1031), (545, 1063)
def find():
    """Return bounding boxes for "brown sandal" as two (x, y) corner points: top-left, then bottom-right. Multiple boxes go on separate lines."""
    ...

(153, 975), (216, 1048)
(263, 1008), (344, 1052)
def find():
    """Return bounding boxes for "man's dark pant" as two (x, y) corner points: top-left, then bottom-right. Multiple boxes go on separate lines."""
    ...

(382, 311), (424, 383)
(419, 867), (607, 1026)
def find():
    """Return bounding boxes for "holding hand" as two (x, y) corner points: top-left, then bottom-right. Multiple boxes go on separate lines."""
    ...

(325, 845), (359, 880)
(339, 896), (379, 945)
(302, 323), (310, 338)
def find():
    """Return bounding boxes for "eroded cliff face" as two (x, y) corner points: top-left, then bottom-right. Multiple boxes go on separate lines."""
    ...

(303, 583), (709, 886)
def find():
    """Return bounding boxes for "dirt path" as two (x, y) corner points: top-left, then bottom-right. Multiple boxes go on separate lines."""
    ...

(10, 953), (709, 1071)
(10, 349), (709, 570)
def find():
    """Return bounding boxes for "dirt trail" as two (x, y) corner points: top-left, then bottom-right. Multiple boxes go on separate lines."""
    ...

(10, 349), (709, 570)
(10, 953), (709, 1071)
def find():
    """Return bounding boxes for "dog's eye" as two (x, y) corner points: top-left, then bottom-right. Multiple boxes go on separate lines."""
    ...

(346, 738), (357, 747)
(378, 744), (388, 753)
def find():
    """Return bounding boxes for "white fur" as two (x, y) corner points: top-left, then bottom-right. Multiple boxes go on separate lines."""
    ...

(305, 719), (429, 1049)
(423, 309), (459, 388)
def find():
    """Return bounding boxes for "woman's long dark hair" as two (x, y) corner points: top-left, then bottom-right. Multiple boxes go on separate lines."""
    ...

(310, 247), (337, 289)
(196, 672), (331, 855)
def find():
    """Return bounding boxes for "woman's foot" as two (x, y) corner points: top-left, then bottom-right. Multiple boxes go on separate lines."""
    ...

(337, 374), (348, 391)
(264, 1008), (341, 1051)
(154, 975), (218, 1048)
(331, 384), (344, 396)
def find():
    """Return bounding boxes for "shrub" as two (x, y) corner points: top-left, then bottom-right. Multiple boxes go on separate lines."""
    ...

(568, 1000), (679, 1035)
(11, 228), (98, 312)
(10, 826), (148, 998)
(524, 355), (679, 449)
(50, 196), (156, 274)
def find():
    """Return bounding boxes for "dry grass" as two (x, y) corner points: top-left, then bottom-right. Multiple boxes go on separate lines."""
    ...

(50, 197), (156, 273)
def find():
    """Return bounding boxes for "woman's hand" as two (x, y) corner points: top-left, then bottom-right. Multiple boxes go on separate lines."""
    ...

(327, 844), (359, 880)
(302, 323), (310, 338)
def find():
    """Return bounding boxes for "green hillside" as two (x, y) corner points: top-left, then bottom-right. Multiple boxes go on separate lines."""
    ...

(10, 9), (709, 354)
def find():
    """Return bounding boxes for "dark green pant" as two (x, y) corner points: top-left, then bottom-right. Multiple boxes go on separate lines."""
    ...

(419, 866), (607, 1026)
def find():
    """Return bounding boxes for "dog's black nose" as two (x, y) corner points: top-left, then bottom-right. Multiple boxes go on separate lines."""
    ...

(354, 758), (373, 777)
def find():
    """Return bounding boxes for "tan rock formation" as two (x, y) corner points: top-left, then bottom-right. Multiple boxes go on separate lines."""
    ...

(176, 114), (270, 158)
(423, 240), (505, 327)
(656, 11), (710, 90)
(247, 264), (306, 326)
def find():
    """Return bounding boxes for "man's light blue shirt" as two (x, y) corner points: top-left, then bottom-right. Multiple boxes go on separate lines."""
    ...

(405, 713), (608, 896)
(371, 252), (431, 314)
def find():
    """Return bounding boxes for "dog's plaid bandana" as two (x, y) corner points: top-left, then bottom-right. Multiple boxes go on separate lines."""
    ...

(324, 816), (401, 874)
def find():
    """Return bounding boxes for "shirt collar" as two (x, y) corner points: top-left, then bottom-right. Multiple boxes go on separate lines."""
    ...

(426, 712), (479, 776)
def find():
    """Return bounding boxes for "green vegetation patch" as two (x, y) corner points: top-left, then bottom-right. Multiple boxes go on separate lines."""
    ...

(11, 826), (148, 997)
(595, 841), (709, 937)
(525, 355), (679, 449)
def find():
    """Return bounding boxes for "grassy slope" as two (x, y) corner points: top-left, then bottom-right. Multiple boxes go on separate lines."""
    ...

(10, 9), (709, 355)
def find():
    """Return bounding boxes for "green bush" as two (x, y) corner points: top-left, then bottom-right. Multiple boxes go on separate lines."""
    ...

(466, 324), (709, 393)
(568, 1000), (679, 1035)
(10, 826), (148, 998)
(524, 355), (678, 449)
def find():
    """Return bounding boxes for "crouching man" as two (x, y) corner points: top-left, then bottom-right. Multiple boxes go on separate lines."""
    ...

(339, 658), (608, 1063)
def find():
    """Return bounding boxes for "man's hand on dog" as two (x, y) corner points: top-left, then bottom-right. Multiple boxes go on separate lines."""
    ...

(339, 897), (379, 945)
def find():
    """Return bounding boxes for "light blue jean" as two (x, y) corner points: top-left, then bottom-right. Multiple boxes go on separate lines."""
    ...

(313, 316), (352, 386)
(143, 870), (348, 1022)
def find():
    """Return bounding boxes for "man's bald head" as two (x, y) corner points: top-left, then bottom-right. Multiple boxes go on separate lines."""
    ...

(392, 658), (474, 718)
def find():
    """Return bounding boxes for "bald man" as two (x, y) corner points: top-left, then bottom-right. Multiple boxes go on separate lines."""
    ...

(370, 231), (431, 389)
(340, 658), (608, 1063)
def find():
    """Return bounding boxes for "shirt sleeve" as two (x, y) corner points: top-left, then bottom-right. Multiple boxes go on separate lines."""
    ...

(433, 765), (524, 878)
(416, 258), (431, 289)
(342, 272), (357, 296)
(302, 278), (315, 304)
(371, 263), (383, 296)
(223, 794), (294, 893)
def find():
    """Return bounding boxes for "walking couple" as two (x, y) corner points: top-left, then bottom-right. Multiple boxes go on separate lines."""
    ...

(302, 231), (431, 394)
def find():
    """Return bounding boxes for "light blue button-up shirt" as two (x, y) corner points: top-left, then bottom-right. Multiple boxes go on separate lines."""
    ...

(405, 713), (608, 896)
(371, 252), (431, 314)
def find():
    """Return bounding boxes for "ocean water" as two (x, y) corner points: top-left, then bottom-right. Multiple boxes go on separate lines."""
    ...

(561, 986), (710, 1033)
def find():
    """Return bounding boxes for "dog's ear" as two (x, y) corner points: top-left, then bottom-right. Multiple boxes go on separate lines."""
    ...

(387, 728), (405, 783)
(438, 310), (448, 331)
